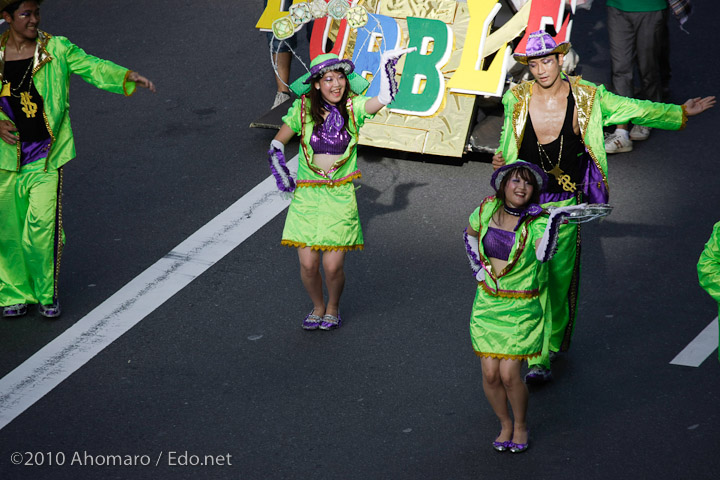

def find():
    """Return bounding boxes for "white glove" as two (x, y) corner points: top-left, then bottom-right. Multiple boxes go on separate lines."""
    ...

(536, 203), (587, 262)
(271, 139), (284, 155)
(464, 228), (486, 280)
(377, 46), (417, 105)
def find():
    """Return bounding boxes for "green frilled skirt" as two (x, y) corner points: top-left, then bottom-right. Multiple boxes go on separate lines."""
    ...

(469, 284), (543, 360)
(281, 182), (363, 251)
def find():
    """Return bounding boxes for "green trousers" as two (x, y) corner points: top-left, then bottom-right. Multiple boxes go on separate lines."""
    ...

(0, 162), (63, 306)
(528, 197), (581, 369)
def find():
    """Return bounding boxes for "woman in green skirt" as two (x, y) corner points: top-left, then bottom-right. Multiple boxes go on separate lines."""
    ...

(464, 161), (583, 452)
(267, 49), (410, 330)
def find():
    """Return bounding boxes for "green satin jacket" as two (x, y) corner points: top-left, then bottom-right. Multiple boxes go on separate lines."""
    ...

(697, 221), (720, 361)
(0, 30), (136, 172)
(470, 196), (548, 299)
(497, 75), (687, 195)
(282, 94), (374, 188)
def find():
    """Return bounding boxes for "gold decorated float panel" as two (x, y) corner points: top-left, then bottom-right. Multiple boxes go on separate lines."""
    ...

(359, 1), (473, 157)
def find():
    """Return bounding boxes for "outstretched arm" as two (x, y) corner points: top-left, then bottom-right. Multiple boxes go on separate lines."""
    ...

(535, 204), (587, 262)
(365, 47), (417, 115)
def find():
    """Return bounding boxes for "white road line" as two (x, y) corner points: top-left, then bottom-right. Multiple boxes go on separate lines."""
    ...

(0, 157), (298, 431)
(670, 317), (719, 367)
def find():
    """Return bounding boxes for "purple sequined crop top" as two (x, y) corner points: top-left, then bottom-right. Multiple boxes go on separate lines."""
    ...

(310, 124), (350, 155)
(483, 227), (515, 261)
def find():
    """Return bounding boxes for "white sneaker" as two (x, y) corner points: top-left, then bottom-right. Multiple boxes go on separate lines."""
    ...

(630, 125), (651, 141)
(604, 132), (633, 154)
(271, 91), (291, 109)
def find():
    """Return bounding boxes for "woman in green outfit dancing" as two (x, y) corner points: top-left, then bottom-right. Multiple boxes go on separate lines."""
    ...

(464, 161), (582, 453)
(267, 48), (411, 330)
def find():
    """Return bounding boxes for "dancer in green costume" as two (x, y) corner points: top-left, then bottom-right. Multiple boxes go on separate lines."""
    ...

(697, 221), (720, 362)
(464, 161), (584, 453)
(0, 0), (155, 319)
(267, 49), (412, 330)
(492, 30), (715, 382)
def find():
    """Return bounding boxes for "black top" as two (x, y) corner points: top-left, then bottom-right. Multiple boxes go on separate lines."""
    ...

(3, 57), (51, 142)
(518, 84), (586, 194)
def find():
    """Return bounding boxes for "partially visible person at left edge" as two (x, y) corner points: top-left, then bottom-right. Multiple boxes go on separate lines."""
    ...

(0, 0), (155, 319)
(697, 221), (720, 362)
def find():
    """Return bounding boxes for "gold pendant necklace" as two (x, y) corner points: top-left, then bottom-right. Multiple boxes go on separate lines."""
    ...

(537, 135), (577, 192)
(8, 58), (34, 97)
(4, 58), (38, 119)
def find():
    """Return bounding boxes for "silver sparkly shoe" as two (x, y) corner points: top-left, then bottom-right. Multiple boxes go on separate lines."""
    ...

(3, 303), (28, 318)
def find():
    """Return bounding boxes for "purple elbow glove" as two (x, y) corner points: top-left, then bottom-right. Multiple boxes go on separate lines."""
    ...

(268, 139), (295, 193)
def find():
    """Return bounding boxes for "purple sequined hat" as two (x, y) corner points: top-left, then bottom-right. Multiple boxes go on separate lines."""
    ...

(513, 30), (571, 65)
(491, 161), (548, 193)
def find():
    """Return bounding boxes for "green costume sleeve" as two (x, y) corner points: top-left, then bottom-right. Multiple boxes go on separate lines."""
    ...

(698, 221), (720, 304)
(56, 36), (136, 96)
(596, 84), (686, 130)
(497, 89), (516, 160)
(469, 206), (481, 232)
(528, 214), (548, 240)
(282, 99), (303, 134)
(350, 95), (375, 129)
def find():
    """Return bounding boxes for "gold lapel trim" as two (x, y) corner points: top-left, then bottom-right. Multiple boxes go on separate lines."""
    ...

(0, 30), (53, 82)
(568, 76), (609, 190)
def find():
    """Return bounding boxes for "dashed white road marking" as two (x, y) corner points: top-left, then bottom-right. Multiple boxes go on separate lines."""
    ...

(0, 157), (298, 431)
(670, 317), (718, 367)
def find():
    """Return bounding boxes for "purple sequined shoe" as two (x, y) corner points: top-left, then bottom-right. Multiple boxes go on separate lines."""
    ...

(509, 429), (530, 453)
(2, 303), (28, 318)
(38, 302), (62, 319)
(319, 313), (341, 330)
(302, 310), (322, 330)
(509, 440), (529, 453)
(492, 440), (511, 452)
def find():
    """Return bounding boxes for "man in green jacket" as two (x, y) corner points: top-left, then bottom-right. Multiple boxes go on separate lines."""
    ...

(0, 0), (155, 318)
(492, 30), (714, 383)
(698, 221), (720, 363)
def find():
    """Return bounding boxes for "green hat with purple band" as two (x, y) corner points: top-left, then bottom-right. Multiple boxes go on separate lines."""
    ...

(289, 53), (369, 97)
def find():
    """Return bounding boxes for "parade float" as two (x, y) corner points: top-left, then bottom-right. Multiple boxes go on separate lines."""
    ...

(255, 0), (586, 157)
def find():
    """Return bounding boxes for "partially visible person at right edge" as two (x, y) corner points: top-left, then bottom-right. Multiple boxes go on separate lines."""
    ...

(0, 0), (155, 319)
(492, 30), (715, 384)
(697, 221), (720, 363)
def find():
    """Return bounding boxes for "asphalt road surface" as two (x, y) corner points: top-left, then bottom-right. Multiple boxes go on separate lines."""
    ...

(0, 2), (718, 479)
